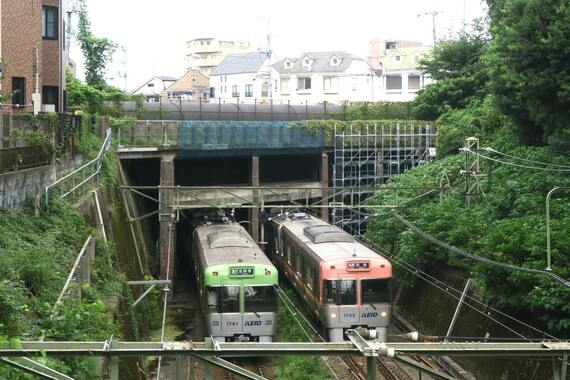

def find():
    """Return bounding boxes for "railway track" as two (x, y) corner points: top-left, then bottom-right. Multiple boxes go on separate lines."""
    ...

(341, 355), (412, 380)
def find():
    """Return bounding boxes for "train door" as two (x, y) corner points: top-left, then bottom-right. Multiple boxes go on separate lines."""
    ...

(220, 282), (242, 335)
(205, 286), (222, 338)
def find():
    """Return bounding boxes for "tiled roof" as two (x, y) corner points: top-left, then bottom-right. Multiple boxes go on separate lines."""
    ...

(210, 52), (269, 75)
(273, 52), (360, 74)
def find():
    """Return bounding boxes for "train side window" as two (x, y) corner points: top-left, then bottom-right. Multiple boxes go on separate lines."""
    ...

(323, 280), (338, 304)
(206, 286), (221, 313)
(221, 286), (240, 313)
(296, 255), (303, 276)
(306, 265), (313, 289)
(286, 246), (293, 264)
(361, 279), (391, 304)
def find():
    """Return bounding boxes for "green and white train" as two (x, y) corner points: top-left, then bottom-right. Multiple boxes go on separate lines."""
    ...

(193, 221), (278, 342)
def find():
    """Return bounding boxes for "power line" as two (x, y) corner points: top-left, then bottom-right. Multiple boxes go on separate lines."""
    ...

(331, 212), (560, 341)
(465, 149), (570, 172)
(485, 147), (570, 169)
(391, 210), (570, 289)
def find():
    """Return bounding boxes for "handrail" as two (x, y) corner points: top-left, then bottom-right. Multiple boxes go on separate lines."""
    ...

(45, 128), (112, 208)
(53, 236), (93, 311)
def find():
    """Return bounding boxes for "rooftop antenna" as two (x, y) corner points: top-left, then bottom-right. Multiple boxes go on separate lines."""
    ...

(417, 10), (442, 45)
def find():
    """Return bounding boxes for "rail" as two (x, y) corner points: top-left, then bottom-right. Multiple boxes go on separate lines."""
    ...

(45, 128), (112, 207)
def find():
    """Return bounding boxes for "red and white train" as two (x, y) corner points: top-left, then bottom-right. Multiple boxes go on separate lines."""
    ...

(266, 213), (392, 342)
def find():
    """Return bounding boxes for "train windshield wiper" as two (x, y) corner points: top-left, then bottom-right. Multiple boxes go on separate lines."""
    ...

(369, 304), (377, 310)
(254, 311), (261, 318)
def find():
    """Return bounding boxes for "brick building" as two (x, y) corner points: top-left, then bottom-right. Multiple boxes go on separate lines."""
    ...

(0, 0), (66, 113)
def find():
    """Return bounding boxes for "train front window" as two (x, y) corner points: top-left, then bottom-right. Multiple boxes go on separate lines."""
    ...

(361, 279), (391, 304)
(338, 280), (357, 305)
(244, 286), (277, 313)
(324, 280), (357, 305)
(221, 286), (240, 313)
(206, 286), (221, 313)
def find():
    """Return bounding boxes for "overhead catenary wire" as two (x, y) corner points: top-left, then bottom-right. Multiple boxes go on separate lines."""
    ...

(273, 285), (343, 380)
(464, 148), (570, 172)
(391, 210), (570, 289)
(329, 211), (560, 342)
(485, 147), (570, 169)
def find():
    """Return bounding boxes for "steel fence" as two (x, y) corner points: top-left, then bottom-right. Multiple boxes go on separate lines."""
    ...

(0, 145), (51, 174)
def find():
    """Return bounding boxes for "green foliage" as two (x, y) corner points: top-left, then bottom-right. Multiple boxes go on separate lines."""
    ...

(0, 200), (126, 379)
(292, 119), (433, 146)
(486, 0), (570, 149)
(273, 287), (331, 380)
(75, 0), (118, 89)
(365, 146), (570, 335)
(339, 102), (414, 120)
(412, 21), (491, 120)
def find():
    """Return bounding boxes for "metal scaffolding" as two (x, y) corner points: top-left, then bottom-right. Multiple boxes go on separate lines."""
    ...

(333, 123), (437, 236)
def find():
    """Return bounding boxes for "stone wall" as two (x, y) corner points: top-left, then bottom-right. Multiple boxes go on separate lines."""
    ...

(0, 155), (82, 211)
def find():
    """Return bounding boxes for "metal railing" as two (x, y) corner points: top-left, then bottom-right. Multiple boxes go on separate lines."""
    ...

(52, 236), (95, 313)
(45, 128), (112, 207)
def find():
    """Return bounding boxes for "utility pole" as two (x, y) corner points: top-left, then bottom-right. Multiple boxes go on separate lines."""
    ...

(418, 10), (442, 45)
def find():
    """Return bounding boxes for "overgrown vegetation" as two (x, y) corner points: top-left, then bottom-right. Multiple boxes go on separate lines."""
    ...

(365, 2), (570, 353)
(273, 287), (331, 380)
(0, 200), (125, 378)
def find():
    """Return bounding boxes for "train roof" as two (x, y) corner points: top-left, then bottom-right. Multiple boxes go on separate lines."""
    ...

(275, 215), (391, 265)
(195, 223), (273, 268)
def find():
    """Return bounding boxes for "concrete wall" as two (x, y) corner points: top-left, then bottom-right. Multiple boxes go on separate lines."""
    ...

(0, 155), (82, 211)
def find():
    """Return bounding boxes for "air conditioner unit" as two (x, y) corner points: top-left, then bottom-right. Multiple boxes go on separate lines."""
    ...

(42, 104), (56, 113)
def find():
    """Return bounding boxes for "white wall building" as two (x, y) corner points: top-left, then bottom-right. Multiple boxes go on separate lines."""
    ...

(375, 46), (432, 102)
(271, 52), (379, 104)
(130, 76), (177, 101)
(209, 52), (272, 101)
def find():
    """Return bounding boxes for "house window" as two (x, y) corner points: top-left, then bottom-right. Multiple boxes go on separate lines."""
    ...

(385, 41), (397, 50)
(43, 6), (58, 39)
(394, 55), (401, 62)
(303, 58), (310, 67)
(323, 77), (338, 91)
(210, 87), (216, 98)
(408, 75), (421, 90)
(386, 75), (403, 90)
(281, 78), (289, 92)
(42, 86), (59, 112)
(261, 82), (269, 97)
(297, 77), (311, 91)
(12, 77), (26, 106)
(245, 84), (253, 97)
(232, 85), (240, 97)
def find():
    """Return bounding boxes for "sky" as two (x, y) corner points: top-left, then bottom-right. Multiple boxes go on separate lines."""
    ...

(73, 0), (488, 92)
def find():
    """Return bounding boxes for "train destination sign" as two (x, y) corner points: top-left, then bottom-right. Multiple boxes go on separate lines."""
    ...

(346, 261), (370, 271)
(230, 267), (255, 277)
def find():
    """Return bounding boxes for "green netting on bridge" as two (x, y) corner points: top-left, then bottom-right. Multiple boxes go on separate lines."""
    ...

(177, 121), (325, 150)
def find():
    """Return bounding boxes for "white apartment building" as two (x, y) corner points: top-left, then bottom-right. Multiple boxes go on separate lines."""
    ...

(185, 37), (251, 76)
(209, 52), (272, 101)
(271, 52), (378, 104)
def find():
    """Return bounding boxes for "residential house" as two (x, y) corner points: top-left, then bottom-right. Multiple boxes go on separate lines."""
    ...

(160, 70), (209, 102)
(0, 0), (67, 114)
(377, 46), (432, 102)
(209, 52), (271, 102)
(130, 76), (177, 102)
(368, 38), (424, 70)
(185, 37), (251, 76)
(272, 52), (377, 104)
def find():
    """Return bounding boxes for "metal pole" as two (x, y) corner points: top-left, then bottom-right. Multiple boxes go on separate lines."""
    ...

(546, 187), (570, 271)
(445, 279), (471, 340)
(367, 357), (376, 380)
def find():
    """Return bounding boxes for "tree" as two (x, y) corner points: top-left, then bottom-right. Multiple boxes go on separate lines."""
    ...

(411, 22), (491, 120)
(486, 0), (570, 149)
(74, 0), (117, 89)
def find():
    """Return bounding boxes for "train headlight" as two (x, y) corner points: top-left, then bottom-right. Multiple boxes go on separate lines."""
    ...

(330, 313), (337, 319)
(380, 311), (387, 318)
